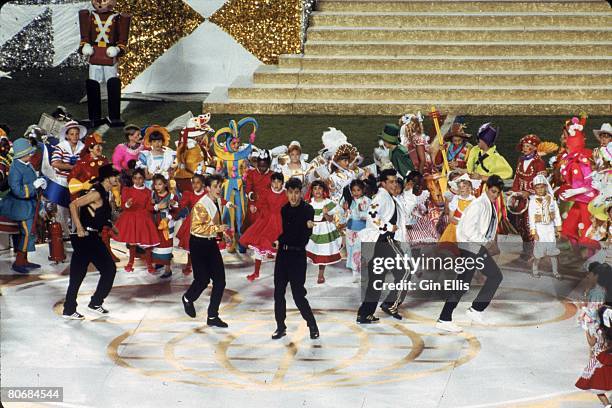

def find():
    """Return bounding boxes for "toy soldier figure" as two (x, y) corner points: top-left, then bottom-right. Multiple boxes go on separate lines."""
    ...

(78, 0), (131, 128)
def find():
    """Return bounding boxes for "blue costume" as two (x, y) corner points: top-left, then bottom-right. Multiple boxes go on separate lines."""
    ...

(212, 117), (257, 252)
(1, 158), (38, 253)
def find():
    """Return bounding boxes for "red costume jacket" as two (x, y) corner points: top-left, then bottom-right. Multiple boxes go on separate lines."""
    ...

(244, 168), (272, 223)
(78, 10), (130, 66)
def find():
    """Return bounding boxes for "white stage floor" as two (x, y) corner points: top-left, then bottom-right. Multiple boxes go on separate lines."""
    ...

(0, 241), (603, 408)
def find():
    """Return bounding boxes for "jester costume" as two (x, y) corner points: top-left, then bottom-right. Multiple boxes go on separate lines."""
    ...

(212, 117), (257, 252)
(557, 116), (598, 247)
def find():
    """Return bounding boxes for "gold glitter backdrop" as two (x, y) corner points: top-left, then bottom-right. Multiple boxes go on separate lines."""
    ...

(210, 0), (303, 65)
(116, 0), (205, 86)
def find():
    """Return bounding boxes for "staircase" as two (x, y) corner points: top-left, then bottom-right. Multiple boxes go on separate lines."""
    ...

(203, 0), (612, 115)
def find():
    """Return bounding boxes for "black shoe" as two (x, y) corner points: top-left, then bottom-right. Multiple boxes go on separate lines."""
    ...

(11, 263), (29, 274)
(271, 328), (287, 340)
(62, 311), (85, 320)
(88, 303), (109, 315)
(356, 314), (380, 324)
(182, 295), (196, 318)
(380, 305), (403, 320)
(24, 261), (41, 270)
(207, 316), (228, 328)
(309, 326), (320, 339)
(160, 270), (172, 279)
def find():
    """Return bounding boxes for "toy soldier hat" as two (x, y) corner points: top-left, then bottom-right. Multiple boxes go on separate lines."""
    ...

(516, 134), (541, 151)
(444, 122), (471, 142)
(60, 120), (87, 141)
(12, 138), (36, 159)
(594, 123), (612, 139)
(144, 125), (170, 147)
(380, 124), (400, 145)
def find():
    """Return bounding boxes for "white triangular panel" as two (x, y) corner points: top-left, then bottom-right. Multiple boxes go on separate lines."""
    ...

(124, 21), (261, 94)
(183, 0), (227, 19)
(50, 2), (90, 66)
(0, 4), (46, 47)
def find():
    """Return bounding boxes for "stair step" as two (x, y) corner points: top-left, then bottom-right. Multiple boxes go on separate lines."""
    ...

(228, 84), (612, 101)
(310, 12), (612, 28)
(317, 1), (612, 13)
(203, 95), (612, 115)
(253, 68), (612, 86)
(305, 40), (612, 56)
(307, 27), (612, 42)
(279, 54), (612, 71)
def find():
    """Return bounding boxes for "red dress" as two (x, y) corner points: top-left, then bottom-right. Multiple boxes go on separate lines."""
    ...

(244, 168), (272, 227)
(113, 186), (160, 247)
(239, 187), (287, 257)
(576, 346), (612, 392)
(176, 189), (207, 251)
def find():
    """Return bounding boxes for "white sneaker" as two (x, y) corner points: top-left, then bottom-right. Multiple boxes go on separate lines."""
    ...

(465, 307), (488, 325)
(435, 320), (462, 333)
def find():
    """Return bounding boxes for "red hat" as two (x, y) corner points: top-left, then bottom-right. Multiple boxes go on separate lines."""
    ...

(516, 134), (541, 151)
(83, 132), (104, 148)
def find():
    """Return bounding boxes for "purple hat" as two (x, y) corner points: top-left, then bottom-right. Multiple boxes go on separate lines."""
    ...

(477, 122), (498, 147)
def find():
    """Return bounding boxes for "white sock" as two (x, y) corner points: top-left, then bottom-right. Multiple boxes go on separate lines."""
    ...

(551, 257), (558, 274)
(532, 259), (539, 274)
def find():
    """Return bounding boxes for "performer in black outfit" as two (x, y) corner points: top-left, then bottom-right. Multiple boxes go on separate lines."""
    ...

(62, 164), (119, 319)
(181, 174), (229, 328)
(271, 177), (319, 340)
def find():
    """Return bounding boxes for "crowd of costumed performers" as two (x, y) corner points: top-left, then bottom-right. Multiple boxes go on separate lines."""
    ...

(0, 111), (610, 321)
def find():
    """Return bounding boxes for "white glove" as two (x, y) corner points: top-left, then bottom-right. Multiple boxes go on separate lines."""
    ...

(561, 187), (588, 200)
(33, 178), (47, 190)
(106, 46), (120, 58)
(81, 43), (94, 57)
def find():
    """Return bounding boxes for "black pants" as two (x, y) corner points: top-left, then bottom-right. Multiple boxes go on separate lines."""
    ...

(439, 247), (503, 322)
(357, 233), (397, 318)
(63, 234), (117, 314)
(381, 243), (414, 313)
(184, 236), (226, 318)
(274, 249), (317, 330)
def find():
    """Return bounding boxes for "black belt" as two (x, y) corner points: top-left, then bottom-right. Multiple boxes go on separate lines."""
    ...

(279, 244), (305, 252)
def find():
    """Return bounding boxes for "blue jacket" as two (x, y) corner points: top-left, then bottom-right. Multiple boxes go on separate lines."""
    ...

(0, 159), (38, 221)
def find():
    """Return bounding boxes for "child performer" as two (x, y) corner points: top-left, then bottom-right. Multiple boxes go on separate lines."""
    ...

(113, 168), (160, 273)
(576, 305), (612, 407)
(306, 180), (342, 284)
(240, 172), (288, 281)
(151, 174), (179, 279)
(439, 174), (480, 243)
(403, 171), (439, 243)
(175, 174), (207, 275)
(341, 179), (370, 283)
(528, 174), (562, 279)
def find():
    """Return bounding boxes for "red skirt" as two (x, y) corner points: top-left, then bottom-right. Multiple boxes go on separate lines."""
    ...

(239, 212), (282, 257)
(576, 354), (612, 392)
(114, 211), (160, 247)
(176, 215), (191, 251)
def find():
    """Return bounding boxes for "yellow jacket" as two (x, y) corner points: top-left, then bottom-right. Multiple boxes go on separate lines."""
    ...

(466, 145), (513, 180)
(190, 195), (225, 238)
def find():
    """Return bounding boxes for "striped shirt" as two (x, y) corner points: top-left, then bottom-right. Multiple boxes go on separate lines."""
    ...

(51, 140), (85, 179)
